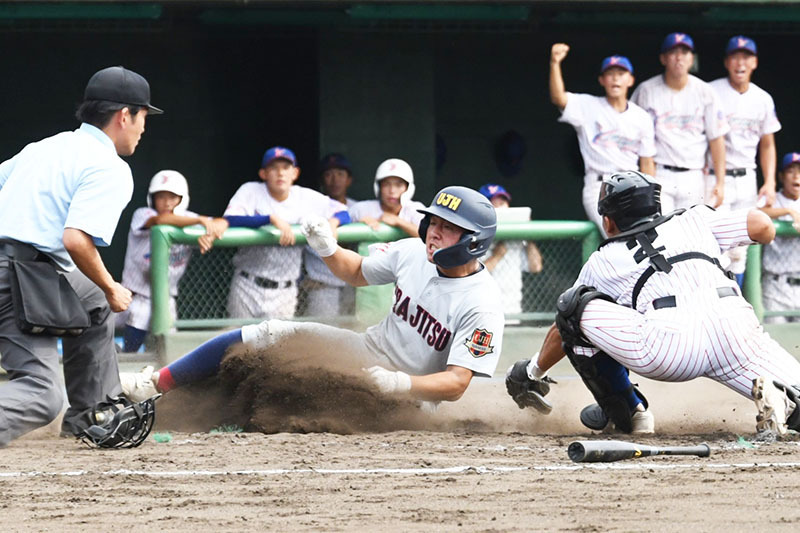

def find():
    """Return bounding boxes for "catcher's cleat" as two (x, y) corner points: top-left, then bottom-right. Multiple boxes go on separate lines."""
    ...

(120, 365), (159, 402)
(753, 376), (792, 437)
(580, 403), (654, 434)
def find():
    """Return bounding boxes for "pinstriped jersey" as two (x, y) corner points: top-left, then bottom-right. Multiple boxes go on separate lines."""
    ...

(559, 93), (656, 175)
(575, 206), (752, 312)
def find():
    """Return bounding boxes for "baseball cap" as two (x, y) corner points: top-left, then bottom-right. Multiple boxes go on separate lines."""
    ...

(661, 32), (695, 53)
(726, 35), (757, 56)
(84, 66), (163, 115)
(781, 152), (800, 171)
(479, 184), (512, 202)
(261, 146), (297, 167)
(600, 55), (634, 74)
(320, 153), (352, 174)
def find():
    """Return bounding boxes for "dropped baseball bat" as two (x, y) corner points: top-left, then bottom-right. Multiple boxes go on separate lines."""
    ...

(568, 440), (711, 463)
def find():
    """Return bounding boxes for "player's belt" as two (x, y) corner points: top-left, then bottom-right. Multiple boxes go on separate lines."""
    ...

(769, 274), (800, 286)
(725, 168), (748, 177)
(239, 270), (293, 289)
(652, 286), (738, 309)
(658, 164), (691, 172)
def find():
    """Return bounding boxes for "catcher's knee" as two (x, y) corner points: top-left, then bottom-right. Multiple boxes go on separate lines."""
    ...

(565, 348), (647, 434)
(555, 285), (614, 348)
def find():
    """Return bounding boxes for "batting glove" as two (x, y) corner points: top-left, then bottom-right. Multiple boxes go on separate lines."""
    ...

(366, 366), (412, 394)
(301, 215), (338, 257)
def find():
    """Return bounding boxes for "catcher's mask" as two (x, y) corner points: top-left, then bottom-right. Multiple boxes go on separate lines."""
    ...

(78, 395), (160, 449)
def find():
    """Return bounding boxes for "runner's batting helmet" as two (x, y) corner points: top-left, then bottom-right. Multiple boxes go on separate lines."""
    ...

(78, 395), (159, 449)
(418, 186), (497, 268)
(598, 171), (661, 231)
(147, 170), (190, 214)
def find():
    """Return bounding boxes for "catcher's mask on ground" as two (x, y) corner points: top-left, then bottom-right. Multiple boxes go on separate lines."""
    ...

(78, 395), (160, 449)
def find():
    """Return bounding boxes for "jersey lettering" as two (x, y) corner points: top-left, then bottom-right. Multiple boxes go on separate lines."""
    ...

(392, 285), (452, 352)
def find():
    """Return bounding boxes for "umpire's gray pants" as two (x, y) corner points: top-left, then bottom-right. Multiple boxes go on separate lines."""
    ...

(0, 258), (121, 446)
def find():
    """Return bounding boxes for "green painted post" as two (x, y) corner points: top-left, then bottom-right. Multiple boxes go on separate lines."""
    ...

(149, 225), (176, 337)
(744, 244), (763, 321)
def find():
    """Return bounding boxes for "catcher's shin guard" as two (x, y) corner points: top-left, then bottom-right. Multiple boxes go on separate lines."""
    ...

(565, 348), (647, 434)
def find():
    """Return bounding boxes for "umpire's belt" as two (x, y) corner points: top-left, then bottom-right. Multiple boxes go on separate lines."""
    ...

(239, 270), (293, 289)
(769, 274), (800, 286)
(652, 286), (738, 310)
(0, 240), (51, 263)
(658, 164), (691, 172)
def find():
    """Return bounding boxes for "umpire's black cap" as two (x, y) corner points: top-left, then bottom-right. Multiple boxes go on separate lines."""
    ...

(84, 66), (163, 115)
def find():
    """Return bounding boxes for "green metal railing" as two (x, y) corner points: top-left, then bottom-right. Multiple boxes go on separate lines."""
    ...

(745, 220), (800, 321)
(149, 220), (600, 336)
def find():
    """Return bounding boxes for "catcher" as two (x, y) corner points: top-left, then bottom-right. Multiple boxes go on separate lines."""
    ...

(506, 171), (800, 436)
(121, 186), (505, 405)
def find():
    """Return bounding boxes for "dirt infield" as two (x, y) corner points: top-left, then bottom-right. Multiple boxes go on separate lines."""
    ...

(6, 368), (800, 532)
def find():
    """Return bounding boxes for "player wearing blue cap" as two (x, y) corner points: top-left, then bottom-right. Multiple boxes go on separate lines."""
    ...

(223, 146), (350, 319)
(549, 43), (656, 233)
(631, 32), (730, 214)
(708, 36), (781, 287)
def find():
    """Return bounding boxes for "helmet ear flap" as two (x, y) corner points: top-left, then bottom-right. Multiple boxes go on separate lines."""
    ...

(418, 215), (430, 243)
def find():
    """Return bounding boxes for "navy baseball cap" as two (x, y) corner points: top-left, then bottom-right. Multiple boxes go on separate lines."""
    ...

(479, 183), (512, 202)
(600, 55), (634, 74)
(84, 66), (163, 115)
(261, 146), (297, 167)
(320, 153), (352, 174)
(661, 32), (695, 53)
(781, 152), (800, 171)
(726, 35), (757, 56)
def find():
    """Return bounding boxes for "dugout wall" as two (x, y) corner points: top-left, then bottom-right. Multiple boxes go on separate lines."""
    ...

(0, 1), (799, 278)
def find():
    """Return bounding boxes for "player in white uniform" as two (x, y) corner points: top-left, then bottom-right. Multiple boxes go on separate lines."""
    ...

(348, 158), (425, 237)
(224, 147), (348, 319)
(302, 153), (358, 316)
(550, 43), (656, 231)
(120, 186), (504, 406)
(631, 32), (730, 214)
(708, 36), (781, 287)
(760, 153), (800, 323)
(117, 170), (228, 352)
(479, 184), (542, 320)
(506, 171), (800, 436)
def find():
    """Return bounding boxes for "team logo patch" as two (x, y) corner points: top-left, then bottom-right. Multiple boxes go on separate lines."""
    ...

(464, 328), (494, 358)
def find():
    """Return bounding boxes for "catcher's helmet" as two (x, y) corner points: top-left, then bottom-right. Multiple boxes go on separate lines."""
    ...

(373, 158), (415, 206)
(78, 395), (159, 449)
(597, 171), (662, 231)
(418, 186), (497, 268)
(147, 170), (190, 214)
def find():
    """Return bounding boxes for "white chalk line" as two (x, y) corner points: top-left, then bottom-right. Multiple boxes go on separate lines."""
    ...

(1, 461), (800, 479)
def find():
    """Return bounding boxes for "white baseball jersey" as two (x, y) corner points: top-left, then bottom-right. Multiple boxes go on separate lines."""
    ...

(348, 199), (426, 228)
(762, 191), (800, 275)
(631, 75), (729, 170)
(486, 240), (529, 315)
(121, 207), (194, 297)
(573, 205), (800, 397)
(360, 238), (504, 377)
(559, 93), (656, 175)
(225, 182), (347, 281)
(709, 78), (781, 170)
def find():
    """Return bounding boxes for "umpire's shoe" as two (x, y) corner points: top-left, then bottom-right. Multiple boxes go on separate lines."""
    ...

(580, 403), (655, 434)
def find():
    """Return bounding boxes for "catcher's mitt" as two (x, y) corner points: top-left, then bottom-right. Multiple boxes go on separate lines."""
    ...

(505, 359), (556, 414)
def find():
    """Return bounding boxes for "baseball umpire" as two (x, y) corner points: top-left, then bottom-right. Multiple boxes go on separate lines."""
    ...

(121, 186), (505, 405)
(506, 171), (800, 436)
(0, 66), (161, 446)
